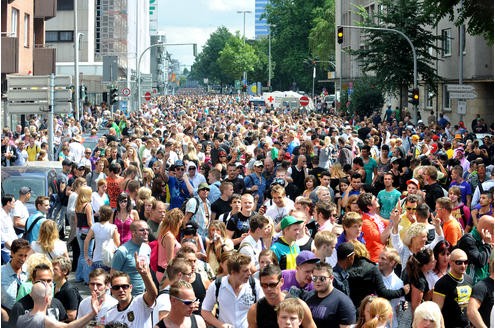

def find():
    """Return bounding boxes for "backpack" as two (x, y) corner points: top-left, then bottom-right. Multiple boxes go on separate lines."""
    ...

(214, 275), (257, 318)
(149, 239), (159, 272)
(22, 214), (44, 241)
(179, 196), (200, 216)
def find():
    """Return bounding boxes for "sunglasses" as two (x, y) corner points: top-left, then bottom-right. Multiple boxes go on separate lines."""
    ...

(260, 279), (281, 289)
(406, 207), (417, 211)
(189, 167), (196, 170)
(111, 284), (131, 291)
(454, 260), (469, 266)
(119, 199), (128, 203)
(176, 167), (185, 171)
(171, 295), (199, 306)
(311, 276), (330, 282)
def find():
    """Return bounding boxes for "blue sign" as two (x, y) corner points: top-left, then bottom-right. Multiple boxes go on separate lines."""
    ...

(119, 100), (128, 115)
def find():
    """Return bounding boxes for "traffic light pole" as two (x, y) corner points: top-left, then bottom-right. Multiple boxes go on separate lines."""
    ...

(338, 25), (418, 123)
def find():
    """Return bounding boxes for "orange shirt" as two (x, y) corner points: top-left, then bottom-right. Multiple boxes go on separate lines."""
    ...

(443, 217), (463, 246)
(361, 213), (389, 263)
(107, 175), (123, 208)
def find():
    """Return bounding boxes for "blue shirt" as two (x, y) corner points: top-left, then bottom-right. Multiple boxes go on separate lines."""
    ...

(244, 174), (266, 208)
(167, 176), (191, 209)
(207, 181), (221, 204)
(111, 240), (151, 296)
(1, 262), (27, 310)
(25, 211), (46, 243)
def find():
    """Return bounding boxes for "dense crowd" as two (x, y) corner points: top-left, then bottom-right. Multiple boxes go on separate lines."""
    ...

(1, 93), (494, 328)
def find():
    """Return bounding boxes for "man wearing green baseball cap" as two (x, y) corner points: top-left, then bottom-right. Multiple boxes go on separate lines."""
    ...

(270, 215), (304, 270)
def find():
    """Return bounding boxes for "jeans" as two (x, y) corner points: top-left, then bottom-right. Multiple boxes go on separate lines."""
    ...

(91, 260), (110, 272)
(76, 228), (93, 283)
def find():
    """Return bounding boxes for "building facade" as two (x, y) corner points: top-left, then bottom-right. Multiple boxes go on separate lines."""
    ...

(255, 0), (269, 39)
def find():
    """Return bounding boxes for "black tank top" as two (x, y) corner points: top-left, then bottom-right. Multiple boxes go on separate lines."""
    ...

(291, 165), (305, 191)
(156, 315), (198, 328)
(76, 204), (90, 228)
(191, 272), (206, 315)
(256, 297), (278, 328)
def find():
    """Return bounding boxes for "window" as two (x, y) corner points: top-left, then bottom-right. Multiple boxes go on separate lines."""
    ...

(443, 85), (451, 111)
(57, 0), (74, 11)
(11, 8), (19, 37)
(24, 14), (30, 47)
(442, 29), (452, 56)
(45, 31), (74, 42)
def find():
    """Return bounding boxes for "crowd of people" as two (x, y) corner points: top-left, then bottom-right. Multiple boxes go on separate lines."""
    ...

(1, 93), (494, 328)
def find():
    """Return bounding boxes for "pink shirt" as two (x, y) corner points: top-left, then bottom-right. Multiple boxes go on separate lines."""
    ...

(114, 214), (133, 244)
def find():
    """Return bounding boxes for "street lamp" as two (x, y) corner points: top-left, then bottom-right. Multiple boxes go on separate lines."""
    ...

(237, 10), (252, 90)
(137, 43), (164, 109)
(309, 60), (336, 100)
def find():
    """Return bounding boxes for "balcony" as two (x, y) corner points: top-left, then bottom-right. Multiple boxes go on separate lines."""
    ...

(1, 36), (19, 74)
(33, 46), (56, 75)
(34, 0), (56, 19)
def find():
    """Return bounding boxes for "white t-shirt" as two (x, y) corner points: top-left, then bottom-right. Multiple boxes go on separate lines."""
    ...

(12, 200), (29, 228)
(105, 294), (154, 328)
(77, 295), (118, 324)
(91, 192), (110, 215)
(264, 198), (294, 224)
(1, 208), (18, 252)
(30, 239), (67, 259)
(91, 222), (117, 262)
(152, 287), (171, 325)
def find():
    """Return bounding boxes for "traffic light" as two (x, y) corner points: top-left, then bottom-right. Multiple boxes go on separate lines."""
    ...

(408, 88), (420, 105)
(242, 84), (247, 92)
(337, 26), (344, 44)
(110, 88), (118, 105)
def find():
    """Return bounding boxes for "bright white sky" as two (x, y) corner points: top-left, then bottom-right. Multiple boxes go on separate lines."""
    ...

(157, 0), (256, 69)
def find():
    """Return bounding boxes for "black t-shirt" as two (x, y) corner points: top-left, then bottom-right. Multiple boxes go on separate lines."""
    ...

(211, 198), (232, 219)
(401, 270), (429, 302)
(434, 272), (473, 328)
(470, 277), (494, 327)
(302, 288), (356, 328)
(226, 211), (255, 240)
(224, 177), (245, 194)
(54, 281), (82, 311)
(424, 183), (445, 212)
(9, 294), (68, 327)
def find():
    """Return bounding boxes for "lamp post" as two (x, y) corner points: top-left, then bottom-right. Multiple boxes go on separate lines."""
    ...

(237, 10), (251, 88)
(310, 60), (336, 100)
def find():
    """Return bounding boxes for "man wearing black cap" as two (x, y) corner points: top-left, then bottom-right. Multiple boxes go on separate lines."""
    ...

(302, 262), (356, 327)
(332, 242), (355, 296)
(163, 160), (194, 210)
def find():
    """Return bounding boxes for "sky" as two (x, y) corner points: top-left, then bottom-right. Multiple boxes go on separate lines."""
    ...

(157, 0), (256, 69)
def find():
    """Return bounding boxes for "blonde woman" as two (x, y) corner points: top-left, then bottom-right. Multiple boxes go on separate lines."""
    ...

(206, 221), (234, 274)
(136, 187), (153, 220)
(412, 301), (444, 328)
(67, 177), (87, 244)
(362, 297), (393, 328)
(156, 208), (184, 282)
(31, 220), (69, 259)
(74, 186), (94, 283)
(141, 167), (154, 189)
(183, 142), (199, 167)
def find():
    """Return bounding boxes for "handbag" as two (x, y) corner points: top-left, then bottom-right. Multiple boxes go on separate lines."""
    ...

(101, 239), (117, 267)
(80, 233), (87, 241)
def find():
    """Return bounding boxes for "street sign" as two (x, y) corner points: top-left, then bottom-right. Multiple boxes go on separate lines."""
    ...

(299, 95), (310, 107)
(457, 100), (467, 115)
(450, 91), (477, 99)
(122, 87), (131, 97)
(447, 84), (475, 92)
(144, 91), (151, 101)
(7, 88), (72, 102)
(6, 75), (71, 87)
(7, 102), (72, 114)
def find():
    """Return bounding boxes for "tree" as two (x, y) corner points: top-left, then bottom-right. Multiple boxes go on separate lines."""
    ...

(309, 0), (335, 62)
(423, 0), (493, 44)
(189, 27), (233, 85)
(265, 0), (327, 91)
(346, 77), (385, 117)
(217, 34), (259, 83)
(350, 0), (442, 107)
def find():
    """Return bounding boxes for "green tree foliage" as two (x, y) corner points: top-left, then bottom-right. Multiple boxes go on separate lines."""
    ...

(346, 77), (385, 117)
(350, 0), (442, 104)
(309, 0), (335, 61)
(265, 0), (326, 91)
(217, 34), (260, 82)
(189, 27), (233, 85)
(248, 38), (271, 85)
(423, 0), (493, 44)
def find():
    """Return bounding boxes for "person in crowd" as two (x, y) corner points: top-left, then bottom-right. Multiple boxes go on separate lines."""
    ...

(435, 197), (463, 246)
(302, 262), (356, 327)
(52, 256), (81, 322)
(377, 172), (402, 220)
(91, 179), (110, 221)
(412, 301), (445, 328)
(1, 195), (19, 264)
(201, 253), (263, 328)
(106, 163), (124, 209)
(77, 268), (118, 324)
(247, 264), (316, 328)
(184, 182), (211, 240)
(24, 196), (50, 243)
(84, 205), (120, 271)
(271, 216), (304, 270)
(425, 240), (451, 289)
(422, 166), (445, 212)
(227, 193), (257, 246)
(245, 160), (267, 209)
(74, 186), (94, 283)
(224, 163), (245, 194)
(280, 250), (319, 296)
(111, 220), (152, 296)
(206, 221), (234, 275)
(9, 263), (68, 326)
(86, 158), (107, 192)
(264, 185), (295, 225)
(175, 245), (212, 304)
(156, 208), (183, 282)
(155, 280), (207, 328)
(238, 214), (269, 272)
(163, 160), (195, 209)
(211, 182), (234, 220)
(433, 249), (473, 328)
(449, 165), (473, 207)
(467, 251), (494, 328)
(312, 230), (337, 264)
(360, 296), (393, 328)
(1, 239), (30, 323)
(105, 263), (158, 328)
(30, 220), (69, 259)
(12, 186), (31, 237)
(336, 211), (366, 248)
(448, 186), (471, 231)
(112, 192), (140, 245)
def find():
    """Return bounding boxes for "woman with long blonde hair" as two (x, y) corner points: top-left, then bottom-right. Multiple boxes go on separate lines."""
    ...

(156, 208), (183, 282)
(206, 221), (234, 274)
(16, 253), (53, 300)
(31, 220), (68, 259)
(74, 186), (94, 283)
(362, 297), (393, 328)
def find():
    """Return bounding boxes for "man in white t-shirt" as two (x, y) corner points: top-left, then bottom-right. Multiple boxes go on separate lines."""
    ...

(12, 187), (31, 237)
(105, 254), (157, 328)
(264, 185), (295, 225)
(238, 214), (270, 272)
(77, 268), (118, 325)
